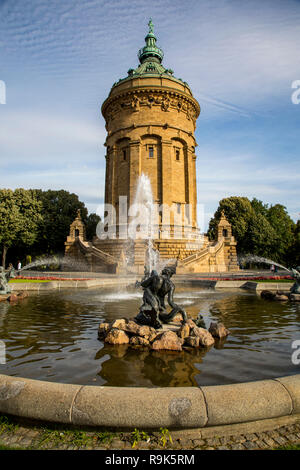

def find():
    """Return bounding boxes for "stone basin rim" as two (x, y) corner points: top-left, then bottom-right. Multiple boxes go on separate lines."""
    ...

(0, 373), (299, 430)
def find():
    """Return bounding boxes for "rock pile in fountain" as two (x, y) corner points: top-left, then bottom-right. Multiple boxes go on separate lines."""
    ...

(98, 318), (229, 352)
(261, 291), (300, 302)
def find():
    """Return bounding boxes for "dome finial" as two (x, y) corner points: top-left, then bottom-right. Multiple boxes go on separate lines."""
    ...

(148, 18), (154, 34)
(138, 19), (164, 64)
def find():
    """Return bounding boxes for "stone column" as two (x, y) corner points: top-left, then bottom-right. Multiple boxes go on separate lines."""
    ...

(129, 140), (141, 207)
(191, 153), (197, 230)
(161, 139), (173, 236)
(110, 145), (117, 210)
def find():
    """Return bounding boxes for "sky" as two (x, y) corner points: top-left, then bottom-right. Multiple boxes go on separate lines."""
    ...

(0, 0), (299, 231)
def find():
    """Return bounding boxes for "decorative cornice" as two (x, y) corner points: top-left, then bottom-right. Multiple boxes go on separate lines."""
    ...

(102, 86), (200, 121)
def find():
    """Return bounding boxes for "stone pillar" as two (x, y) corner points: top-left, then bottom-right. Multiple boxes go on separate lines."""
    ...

(110, 145), (118, 227)
(161, 139), (173, 236)
(185, 147), (197, 232)
(129, 140), (141, 207)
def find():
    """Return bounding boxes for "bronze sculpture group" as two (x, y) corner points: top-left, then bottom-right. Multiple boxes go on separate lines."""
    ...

(135, 264), (300, 328)
(134, 263), (187, 329)
(290, 267), (300, 294)
(0, 266), (15, 295)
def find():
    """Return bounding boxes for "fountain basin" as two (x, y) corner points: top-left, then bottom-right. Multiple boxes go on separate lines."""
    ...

(0, 373), (299, 429)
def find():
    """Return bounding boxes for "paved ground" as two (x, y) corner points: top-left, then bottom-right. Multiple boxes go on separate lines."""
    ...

(1, 415), (300, 450)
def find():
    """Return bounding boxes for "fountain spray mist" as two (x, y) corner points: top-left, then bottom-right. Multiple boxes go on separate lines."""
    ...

(238, 254), (290, 272)
(128, 173), (176, 273)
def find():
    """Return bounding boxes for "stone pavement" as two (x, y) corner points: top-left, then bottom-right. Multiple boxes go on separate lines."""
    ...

(0, 415), (300, 450)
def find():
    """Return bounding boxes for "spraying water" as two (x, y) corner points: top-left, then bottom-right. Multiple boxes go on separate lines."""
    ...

(128, 173), (175, 273)
(18, 255), (87, 275)
(238, 255), (291, 272)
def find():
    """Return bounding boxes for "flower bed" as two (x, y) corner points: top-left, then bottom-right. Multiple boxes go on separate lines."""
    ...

(194, 275), (293, 281)
(14, 276), (93, 281)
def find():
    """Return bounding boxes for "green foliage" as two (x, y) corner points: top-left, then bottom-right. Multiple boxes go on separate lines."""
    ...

(0, 188), (100, 267)
(96, 431), (116, 444)
(86, 212), (101, 241)
(0, 415), (19, 433)
(33, 189), (88, 256)
(130, 428), (150, 448)
(287, 220), (300, 266)
(0, 188), (43, 266)
(159, 427), (173, 447)
(208, 196), (297, 265)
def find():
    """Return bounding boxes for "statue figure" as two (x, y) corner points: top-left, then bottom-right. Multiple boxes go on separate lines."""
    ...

(134, 264), (187, 329)
(290, 267), (300, 294)
(0, 266), (16, 295)
(148, 18), (154, 34)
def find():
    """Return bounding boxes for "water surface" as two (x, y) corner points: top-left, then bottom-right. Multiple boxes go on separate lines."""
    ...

(0, 286), (299, 387)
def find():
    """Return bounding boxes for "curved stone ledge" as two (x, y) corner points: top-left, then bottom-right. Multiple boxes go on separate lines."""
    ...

(0, 373), (299, 429)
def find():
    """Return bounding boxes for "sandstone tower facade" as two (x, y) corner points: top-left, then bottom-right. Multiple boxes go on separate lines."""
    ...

(102, 20), (200, 241)
(65, 20), (239, 273)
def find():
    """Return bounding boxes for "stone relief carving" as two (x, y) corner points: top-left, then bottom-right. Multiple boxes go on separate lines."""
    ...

(104, 91), (198, 125)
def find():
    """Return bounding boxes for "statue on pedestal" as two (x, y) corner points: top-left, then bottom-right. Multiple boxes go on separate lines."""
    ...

(0, 266), (16, 295)
(290, 267), (300, 294)
(134, 264), (187, 329)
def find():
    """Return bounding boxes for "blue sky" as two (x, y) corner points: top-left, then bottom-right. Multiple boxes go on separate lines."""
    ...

(0, 0), (299, 231)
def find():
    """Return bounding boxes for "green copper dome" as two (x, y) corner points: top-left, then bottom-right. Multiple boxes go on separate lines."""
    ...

(138, 18), (164, 64)
(111, 19), (191, 91)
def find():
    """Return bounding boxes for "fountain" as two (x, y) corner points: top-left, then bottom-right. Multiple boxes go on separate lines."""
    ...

(0, 266), (16, 295)
(290, 268), (300, 294)
(239, 255), (300, 301)
(134, 263), (187, 329)
(127, 173), (176, 273)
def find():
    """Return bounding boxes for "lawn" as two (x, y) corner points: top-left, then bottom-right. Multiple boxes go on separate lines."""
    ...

(9, 279), (51, 283)
(255, 279), (293, 283)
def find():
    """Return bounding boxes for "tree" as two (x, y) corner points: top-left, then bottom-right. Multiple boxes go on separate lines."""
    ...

(33, 189), (88, 256)
(0, 189), (43, 267)
(286, 220), (300, 267)
(207, 196), (292, 264)
(86, 213), (101, 241)
(250, 198), (269, 218)
(266, 204), (295, 263)
(207, 196), (254, 251)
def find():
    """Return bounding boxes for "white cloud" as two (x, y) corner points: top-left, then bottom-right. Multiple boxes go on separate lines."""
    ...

(0, 0), (299, 225)
(0, 110), (105, 166)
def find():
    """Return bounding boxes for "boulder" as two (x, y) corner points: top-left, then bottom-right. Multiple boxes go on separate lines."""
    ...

(191, 327), (215, 347)
(274, 294), (289, 301)
(260, 290), (276, 300)
(177, 323), (190, 340)
(152, 331), (183, 351)
(17, 291), (28, 300)
(185, 336), (200, 348)
(105, 328), (129, 345)
(137, 325), (157, 340)
(98, 322), (111, 339)
(8, 294), (19, 303)
(111, 318), (127, 329)
(123, 320), (141, 335)
(208, 322), (230, 338)
(130, 336), (150, 347)
(290, 294), (300, 302)
(187, 319), (197, 329)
